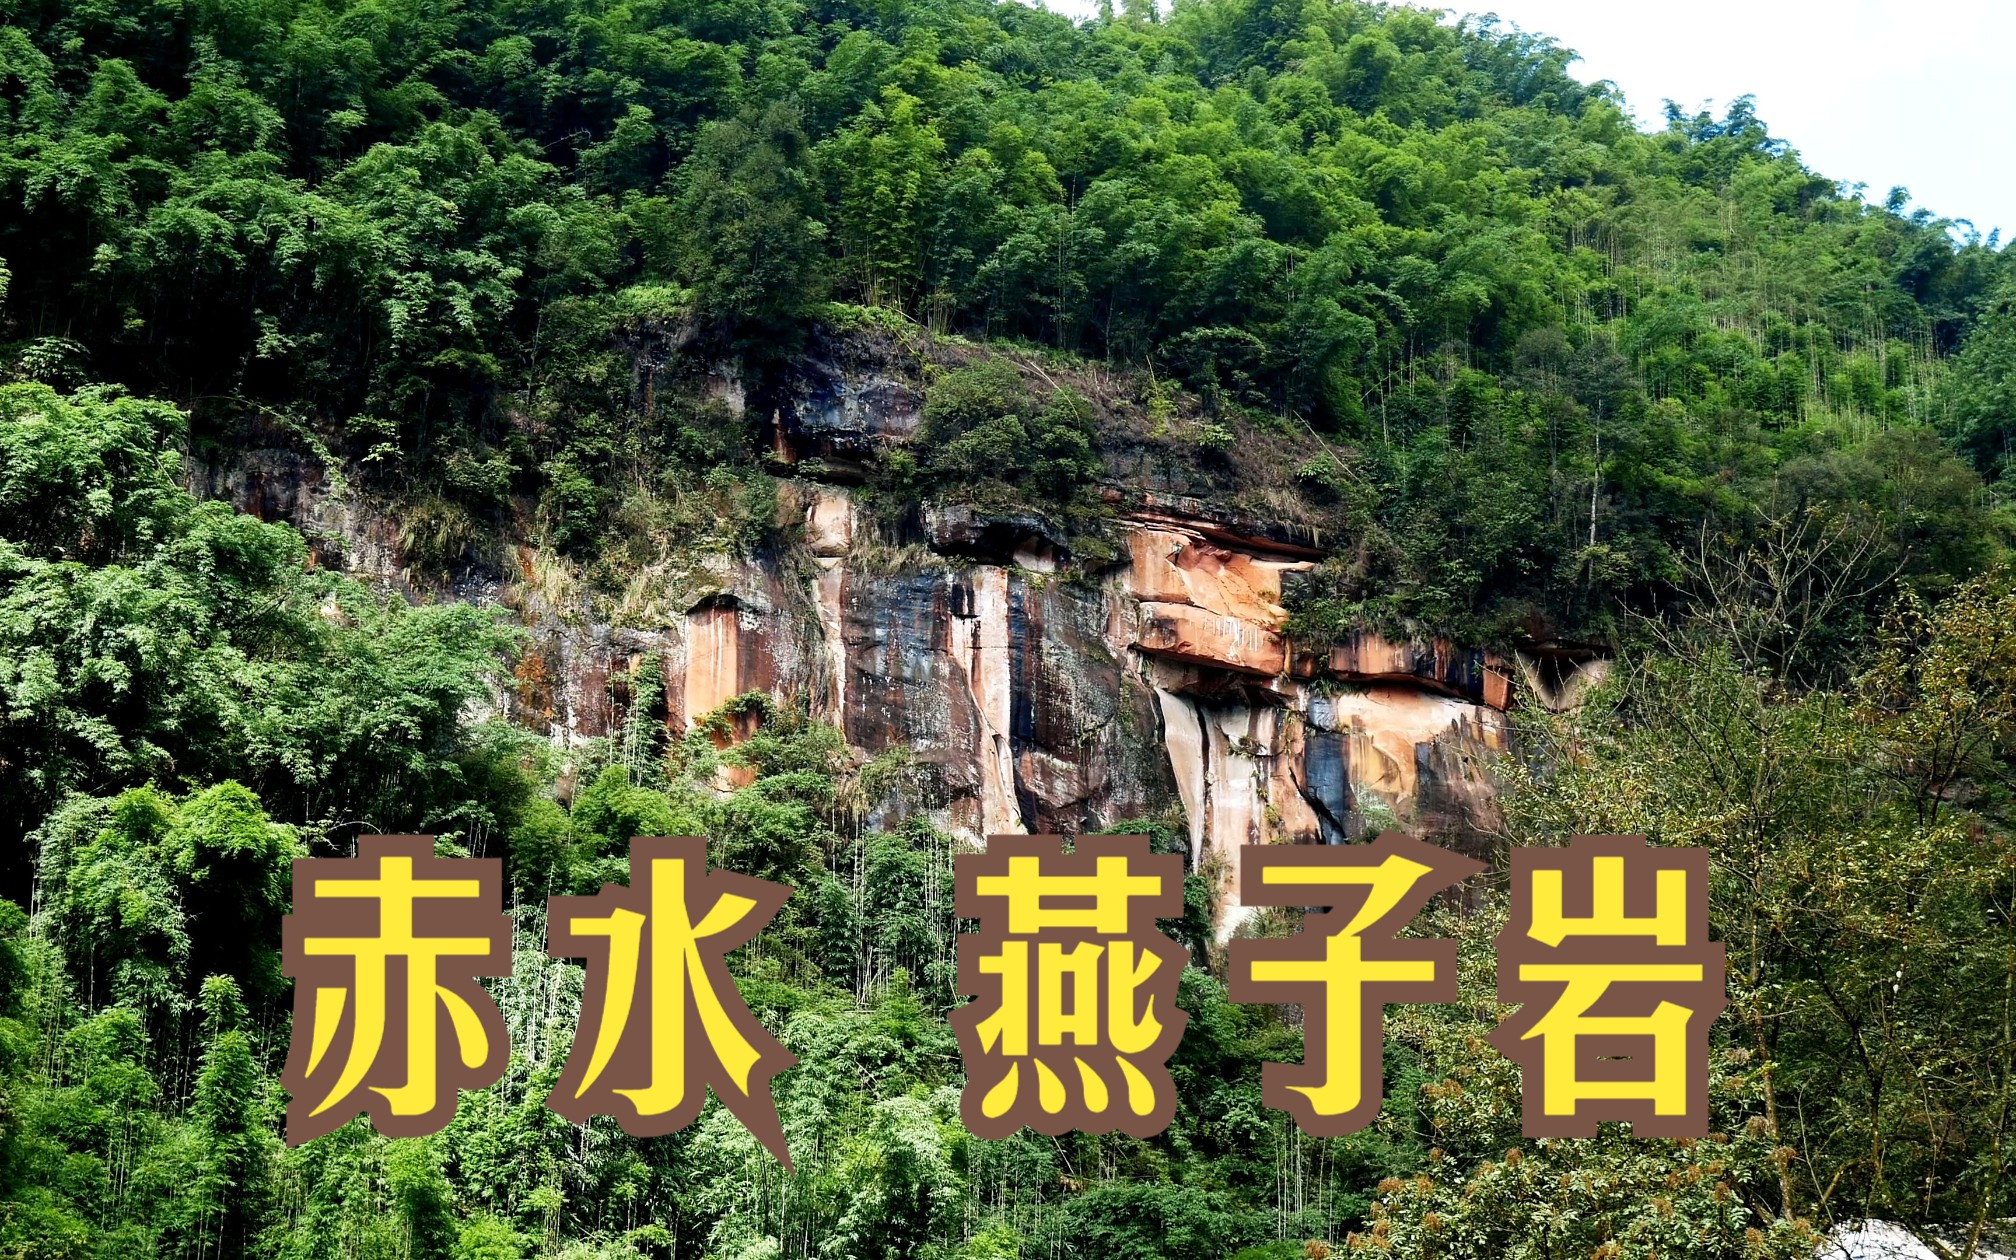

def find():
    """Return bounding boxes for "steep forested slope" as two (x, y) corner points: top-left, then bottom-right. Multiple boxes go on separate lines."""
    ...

(0, 0), (2013, 1257)
(4, 0), (2009, 638)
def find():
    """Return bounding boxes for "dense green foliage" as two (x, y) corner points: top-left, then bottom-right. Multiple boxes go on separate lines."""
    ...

(0, 0), (2008, 633)
(0, 384), (516, 882)
(1, 0), (2014, 1256)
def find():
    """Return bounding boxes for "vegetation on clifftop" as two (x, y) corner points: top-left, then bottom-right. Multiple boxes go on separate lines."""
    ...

(0, 0), (2009, 635)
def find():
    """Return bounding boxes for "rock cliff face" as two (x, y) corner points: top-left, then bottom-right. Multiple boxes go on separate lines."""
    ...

(192, 336), (1530, 938)
(519, 486), (1512, 937)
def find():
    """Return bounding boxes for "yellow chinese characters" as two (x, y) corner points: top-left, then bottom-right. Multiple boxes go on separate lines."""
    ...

(281, 836), (511, 1144)
(278, 829), (1728, 1151)
(1488, 836), (1727, 1137)
(950, 835), (1187, 1137)
(1229, 833), (1482, 1136)
(546, 837), (796, 1164)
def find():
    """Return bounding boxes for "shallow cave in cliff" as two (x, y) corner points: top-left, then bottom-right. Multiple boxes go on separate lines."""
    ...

(923, 504), (1071, 572)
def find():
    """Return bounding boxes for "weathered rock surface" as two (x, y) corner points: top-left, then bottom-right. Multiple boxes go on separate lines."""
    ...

(190, 347), (1523, 938)
(746, 490), (1510, 933)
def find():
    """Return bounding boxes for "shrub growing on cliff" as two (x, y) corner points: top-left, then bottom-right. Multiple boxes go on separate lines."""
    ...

(912, 361), (1104, 516)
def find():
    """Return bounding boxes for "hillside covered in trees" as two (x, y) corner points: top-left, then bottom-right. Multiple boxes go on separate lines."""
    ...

(0, 0), (2014, 1257)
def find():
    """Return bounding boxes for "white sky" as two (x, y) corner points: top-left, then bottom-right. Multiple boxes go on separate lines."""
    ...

(1032, 0), (2015, 242)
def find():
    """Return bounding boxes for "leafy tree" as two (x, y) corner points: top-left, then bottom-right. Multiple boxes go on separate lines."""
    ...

(675, 101), (828, 338)
(1945, 280), (2016, 481)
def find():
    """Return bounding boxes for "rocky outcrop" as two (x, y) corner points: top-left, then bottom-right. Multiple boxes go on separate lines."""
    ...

(189, 341), (1524, 940)
(515, 483), (1506, 937)
(1115, 511), (1507, 930)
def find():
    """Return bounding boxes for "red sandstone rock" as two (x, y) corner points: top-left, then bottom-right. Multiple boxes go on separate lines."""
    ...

(1134, 601), (1290, 677)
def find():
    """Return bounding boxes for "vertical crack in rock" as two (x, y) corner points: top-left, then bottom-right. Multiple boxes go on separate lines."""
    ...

(960, 567), (1023, 836)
